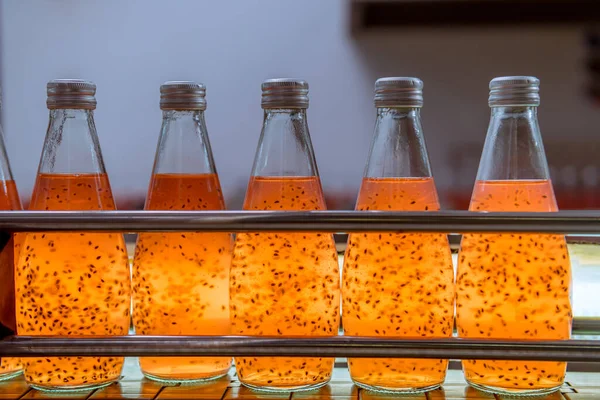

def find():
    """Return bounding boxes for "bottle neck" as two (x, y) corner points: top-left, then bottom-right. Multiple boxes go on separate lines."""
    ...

(153, 110), (216, 175)
(38, 108), (106, 175)
(251, 108), (319, 177)
(476, 105), (550, 181)
(364, 107), (432, 179)
(161, 110), (206, 128)
(491, 105), (537, 118)
(50, 108), (93, 121)
(0, 124), (16, 182)
(162, 109), (204, 118)
(262, 108), (308, 131)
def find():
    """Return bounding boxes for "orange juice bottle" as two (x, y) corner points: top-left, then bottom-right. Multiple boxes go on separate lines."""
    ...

(457, 77), (571, 395)
(343, 78), (454, 393)
(132, 82), (232, 383)
(0, 114), (23, 381)
(230, 79), (339, 391)
(15, 80), (130, 391)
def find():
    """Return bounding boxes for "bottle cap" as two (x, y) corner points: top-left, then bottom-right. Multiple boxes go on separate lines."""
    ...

(47, 79), (97, 110)
(160, 81), (207, 111)
(489, 76), (540, 107)
(375, 77), (423, 108)
(261, 79), (309, 109)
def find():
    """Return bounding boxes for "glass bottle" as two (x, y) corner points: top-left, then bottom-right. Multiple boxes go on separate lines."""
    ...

(0, 87), (23, 380)
(456, 77), (572, 395)
(230, 79), (339, 391)
(132, 82), (232, 383)
(342, 78), (454, 393)
(14, 80), (131, 391)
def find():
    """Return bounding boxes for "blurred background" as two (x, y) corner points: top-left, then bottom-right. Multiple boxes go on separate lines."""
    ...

(1, 0), (600, 210)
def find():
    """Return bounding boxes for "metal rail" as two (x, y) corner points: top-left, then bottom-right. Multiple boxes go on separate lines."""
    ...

(1, 210), (600, 233)
(1, 336), (599, 362)
(573, 318), (600, 334)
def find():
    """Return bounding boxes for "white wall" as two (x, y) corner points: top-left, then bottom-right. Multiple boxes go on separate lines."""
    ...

(1, 0), (599, 209)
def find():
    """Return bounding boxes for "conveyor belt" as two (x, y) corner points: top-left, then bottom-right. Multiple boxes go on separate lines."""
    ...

(0, 360), (598, 399)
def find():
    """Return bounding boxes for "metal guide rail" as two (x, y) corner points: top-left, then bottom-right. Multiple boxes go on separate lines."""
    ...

(1, 210), (600, 233)
(0, 336), (600, 362)
(0, 367), (598, 400)
(1, 210), (599, 365)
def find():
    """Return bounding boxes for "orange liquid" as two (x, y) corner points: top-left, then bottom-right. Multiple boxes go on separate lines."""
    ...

(0, 180), (21, 210)
(15, 174), (130, 390)
(0, 180), (22, 379)
(133, 173), (232, 381)
(230, 176), (339, 390)
(343, 177), (454, 391)
(457, 180), (571, 393)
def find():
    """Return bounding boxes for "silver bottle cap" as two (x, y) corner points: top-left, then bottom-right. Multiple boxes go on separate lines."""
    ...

(160, 81), (207, 111)
(261, 79), (309, 109)
(375, 77), (424, 108)
(47, 79), (97, 110)
(489, 76), (540, 107)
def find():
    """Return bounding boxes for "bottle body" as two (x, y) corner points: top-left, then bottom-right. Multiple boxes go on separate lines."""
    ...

(132, 102), (232, 382)
(14, 104), (130, 391)
(231, 176), (339, 390)
(230, 95), (339, 391)
(16, 173), (130, 390)
(457, 180), (571, 393)
(133, 173), (232, 382)
(343, 178), (454, 392)
(0, 178), (23, 381)
(456, 99), (572, 395)
(342, 104), (453, 393)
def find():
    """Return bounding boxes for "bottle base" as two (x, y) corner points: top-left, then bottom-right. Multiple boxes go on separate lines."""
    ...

(352, 379), (442, 394)
(143, 370), (229, 385)
(468, 380), (562, 396)
(29, 379), (115, 393)
(240, 378), (330, 393)
(0, 370), (23, 382)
